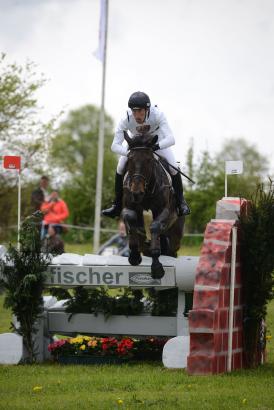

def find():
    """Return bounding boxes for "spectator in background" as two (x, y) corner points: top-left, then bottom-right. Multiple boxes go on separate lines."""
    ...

(98, 220), (129, 256)
(41, 224), (65, 255)
(41, 189), (69, 239)
(31, 175), (50, 212)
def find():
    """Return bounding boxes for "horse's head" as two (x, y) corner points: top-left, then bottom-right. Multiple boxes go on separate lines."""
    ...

(124, 132), (158, 204)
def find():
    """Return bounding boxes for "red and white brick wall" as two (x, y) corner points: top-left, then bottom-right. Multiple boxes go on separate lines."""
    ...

(187, 198), (248, 375)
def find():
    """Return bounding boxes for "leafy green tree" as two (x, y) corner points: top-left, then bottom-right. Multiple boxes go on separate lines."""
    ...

(185, 138), (270, 233)
(50, 105), (117, 227)
(0, 54), (57, 238)
(185, 137), (195, 190)
(185, 150), (221, 233)
(0, 53), (56, 173)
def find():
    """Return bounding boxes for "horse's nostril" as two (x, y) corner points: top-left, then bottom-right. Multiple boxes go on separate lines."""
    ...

(132, 192), (143, 202)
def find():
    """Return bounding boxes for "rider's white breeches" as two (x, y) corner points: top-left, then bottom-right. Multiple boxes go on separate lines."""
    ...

(116, 147), (178, 176)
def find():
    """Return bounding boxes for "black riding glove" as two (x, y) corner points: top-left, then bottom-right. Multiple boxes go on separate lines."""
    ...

(152, 143), (160, 151)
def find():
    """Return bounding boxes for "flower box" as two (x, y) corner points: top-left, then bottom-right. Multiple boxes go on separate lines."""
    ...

(48, 335), (168, 363)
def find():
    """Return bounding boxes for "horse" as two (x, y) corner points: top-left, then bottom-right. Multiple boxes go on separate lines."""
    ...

(121, 132), (184, 279)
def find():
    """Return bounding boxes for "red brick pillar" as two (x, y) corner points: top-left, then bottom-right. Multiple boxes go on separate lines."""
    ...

(187, 198), (248, 375)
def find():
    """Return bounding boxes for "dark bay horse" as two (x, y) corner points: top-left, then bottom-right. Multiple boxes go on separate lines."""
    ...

(122, 132), (184, 279)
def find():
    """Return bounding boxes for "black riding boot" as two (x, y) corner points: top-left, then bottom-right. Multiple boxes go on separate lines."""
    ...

(171, 173), (191, 216)
(101, 172), (123, 218)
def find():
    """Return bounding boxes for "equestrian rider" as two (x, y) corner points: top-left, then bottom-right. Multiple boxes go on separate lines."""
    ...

(102, 91), (190, 218)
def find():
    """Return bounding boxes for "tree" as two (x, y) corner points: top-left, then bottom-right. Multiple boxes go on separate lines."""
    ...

(50, 105), (117, 227)
(185, 150), (220, 233)
(0, 54), (57, 238)
(185, 138), (270, 234)
(0, 53), (56, 173)
(185, 137), (195, 191)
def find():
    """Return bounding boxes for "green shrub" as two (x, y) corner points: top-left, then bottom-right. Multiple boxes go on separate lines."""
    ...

(0, 212), (48, 362)
(240, 181), (274, 367)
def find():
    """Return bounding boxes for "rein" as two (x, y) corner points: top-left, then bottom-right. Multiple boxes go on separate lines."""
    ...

(127, 147), (168, 196)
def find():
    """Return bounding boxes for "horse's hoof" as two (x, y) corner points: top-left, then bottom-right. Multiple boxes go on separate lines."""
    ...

(151, 262), (165, 279)
(128, 252), (142, 266)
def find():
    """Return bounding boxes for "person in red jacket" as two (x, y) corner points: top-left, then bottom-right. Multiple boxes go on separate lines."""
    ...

(41, 189), (69, 239)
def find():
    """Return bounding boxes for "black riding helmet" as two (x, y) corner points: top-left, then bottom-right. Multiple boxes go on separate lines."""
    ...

(128, 91), (151, 110)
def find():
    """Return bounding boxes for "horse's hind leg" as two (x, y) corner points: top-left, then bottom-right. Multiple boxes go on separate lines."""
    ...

(122, 208), (142, 266)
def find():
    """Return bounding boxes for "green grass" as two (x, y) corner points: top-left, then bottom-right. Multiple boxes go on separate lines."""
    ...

(64, 242), (202, 257)
(1, 242), (274, 409)
(64, 242), (94, 255)
(0, 353), (274, 409)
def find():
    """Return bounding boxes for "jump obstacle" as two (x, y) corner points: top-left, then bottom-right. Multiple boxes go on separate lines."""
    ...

(0, 197), (248, 374)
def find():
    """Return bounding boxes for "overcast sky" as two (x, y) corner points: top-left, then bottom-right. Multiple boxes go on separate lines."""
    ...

(1, 0), (274, 172)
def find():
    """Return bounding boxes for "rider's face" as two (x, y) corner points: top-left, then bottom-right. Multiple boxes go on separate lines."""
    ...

(132, 108), (146, 124)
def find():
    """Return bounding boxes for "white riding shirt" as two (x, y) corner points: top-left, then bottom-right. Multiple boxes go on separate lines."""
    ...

(112, 105), (175, 156)
(112, 106), (178, 176)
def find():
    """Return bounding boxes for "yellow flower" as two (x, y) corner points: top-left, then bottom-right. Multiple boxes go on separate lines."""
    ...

(80, 344), (86, 350)
(88, 340), (98, 347)
(70, 337), (83, 344)
(33, 386), (42, 392)
(83, 336), (91, 341)
(117, 398), (123, 405)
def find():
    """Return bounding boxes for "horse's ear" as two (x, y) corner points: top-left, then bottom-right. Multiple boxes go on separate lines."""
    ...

(123, 131), (131, 145)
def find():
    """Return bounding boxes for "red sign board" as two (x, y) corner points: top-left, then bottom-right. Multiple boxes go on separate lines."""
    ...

(3, 156), (21, 170)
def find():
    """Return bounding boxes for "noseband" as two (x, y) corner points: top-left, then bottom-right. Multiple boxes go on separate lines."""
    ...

(128, 147), (155, 191)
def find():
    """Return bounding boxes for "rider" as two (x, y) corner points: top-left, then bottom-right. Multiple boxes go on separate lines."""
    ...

(102, 91), (190, 218)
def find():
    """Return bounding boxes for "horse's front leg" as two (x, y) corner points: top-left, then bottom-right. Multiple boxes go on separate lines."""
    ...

(150, 208), (170, 279)
(122, 208), (142, 266)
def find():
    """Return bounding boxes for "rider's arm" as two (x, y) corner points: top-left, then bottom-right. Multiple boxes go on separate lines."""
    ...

(111, 117), (129, 156)
(157, 111), (175, 150)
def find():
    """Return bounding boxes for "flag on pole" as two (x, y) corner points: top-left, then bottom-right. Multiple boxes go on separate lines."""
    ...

(94, 0), (107, 62)
(225, 160), (243, 175)
(3, 155), (21, 170)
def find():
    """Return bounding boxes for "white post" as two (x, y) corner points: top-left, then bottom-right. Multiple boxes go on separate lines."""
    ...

(176, 290), (186, 336)
(227, 226), (237, 372)
(93, 0), (108, 253)
(225, 173), (228, 197)
(17, 170), (21, 250)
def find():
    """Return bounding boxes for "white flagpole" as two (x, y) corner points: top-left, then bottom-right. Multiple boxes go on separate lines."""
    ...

(93, 0), (108, 253)
(17, 170), (21, 250)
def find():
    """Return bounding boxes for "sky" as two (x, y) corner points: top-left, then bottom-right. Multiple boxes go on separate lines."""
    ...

(1, 0), (274, 173)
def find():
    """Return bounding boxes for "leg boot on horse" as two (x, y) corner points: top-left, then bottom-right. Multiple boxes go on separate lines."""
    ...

(122, 208), (142, 266)
(102, 172), (123, 218)
(172, 173), (191, 216)
(150, 221), (165, 279)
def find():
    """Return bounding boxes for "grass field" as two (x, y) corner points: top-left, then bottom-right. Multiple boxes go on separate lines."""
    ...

(0, 243), (274, 409)
(64, 242), (202, 257)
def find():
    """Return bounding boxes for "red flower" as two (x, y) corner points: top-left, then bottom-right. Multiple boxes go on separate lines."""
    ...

(117, 338), (134, 356)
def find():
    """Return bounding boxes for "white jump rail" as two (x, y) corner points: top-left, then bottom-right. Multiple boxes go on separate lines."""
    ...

(37, 253), (198, 361)
(1, 250), (199, 362)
